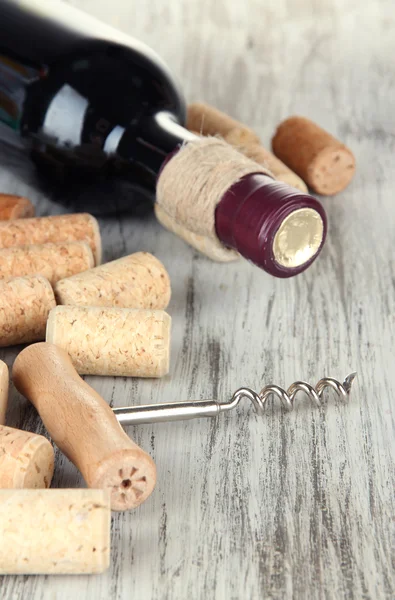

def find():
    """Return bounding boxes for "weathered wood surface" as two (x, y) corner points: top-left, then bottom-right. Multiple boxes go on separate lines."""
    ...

(0, 0), (394, 598)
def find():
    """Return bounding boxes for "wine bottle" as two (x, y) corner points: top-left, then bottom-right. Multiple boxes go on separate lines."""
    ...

(0, 0), (327, 277)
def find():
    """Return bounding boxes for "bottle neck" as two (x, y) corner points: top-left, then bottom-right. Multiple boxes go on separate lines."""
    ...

(120, 111), (198, 175)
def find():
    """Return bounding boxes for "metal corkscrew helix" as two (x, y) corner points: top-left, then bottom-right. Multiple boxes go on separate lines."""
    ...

(113, 373), (357, 427)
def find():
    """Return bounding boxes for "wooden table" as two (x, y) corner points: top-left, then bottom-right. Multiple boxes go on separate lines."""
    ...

(1, 0), (394, 598)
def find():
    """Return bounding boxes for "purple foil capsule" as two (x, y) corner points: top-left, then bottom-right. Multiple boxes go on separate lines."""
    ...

(215, 173), (327, 277)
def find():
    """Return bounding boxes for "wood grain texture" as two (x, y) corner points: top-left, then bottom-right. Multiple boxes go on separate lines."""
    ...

(0, 0), (394, 598)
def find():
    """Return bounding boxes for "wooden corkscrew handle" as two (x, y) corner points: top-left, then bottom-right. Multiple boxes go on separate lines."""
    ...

(12, 342), (156, 511)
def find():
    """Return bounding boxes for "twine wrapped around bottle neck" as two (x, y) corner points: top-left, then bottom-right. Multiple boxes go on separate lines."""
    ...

(156, 137), (273, 244)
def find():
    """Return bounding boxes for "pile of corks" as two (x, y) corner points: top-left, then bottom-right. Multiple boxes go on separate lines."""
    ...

(0, 205), (172, 368)
(0, 197), (173, 574)
(0, 103), (356, 576)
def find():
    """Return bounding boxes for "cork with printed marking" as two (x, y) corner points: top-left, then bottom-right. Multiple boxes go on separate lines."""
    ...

(46, 305), (171, 377)
(0, 489), (110, 574)
(0, 194), (35, 220)
(0, 242), (94, 285)
(0, 276), (56, 347)
(55, 251), (171, 309)
(0, 425), (54, 489)
(0, 213), (102, 264)
(271, 116), (356, 195)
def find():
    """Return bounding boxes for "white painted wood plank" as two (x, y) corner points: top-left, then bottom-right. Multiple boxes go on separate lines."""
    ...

(0, 0), (394, 598)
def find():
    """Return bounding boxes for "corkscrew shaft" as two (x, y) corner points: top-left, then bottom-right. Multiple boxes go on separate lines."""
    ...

(114, 400), (220, 426)
(113, 373), (357, 426)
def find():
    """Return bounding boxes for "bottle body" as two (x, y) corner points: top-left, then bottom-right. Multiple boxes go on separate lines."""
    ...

(0, 0), (192, 184)
(0, 0), (327, 277)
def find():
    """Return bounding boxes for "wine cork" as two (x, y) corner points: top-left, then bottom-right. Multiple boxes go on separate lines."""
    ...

(0, 425), (54, 488)
(13, 343), (157, 511)
(271, 116), (356, 195)
(55, 251), (171, 309)
(187, 102), (260, 145)
(46, 305), (171, 377)
(0, 242), (94, 285)
(155, 204), (239, 262)
(225, 130), (308, 193)
(0, 276), (56, 347)
(0, 213), (102, 264)
(0, 489), (110, 574)
(0, 360), (9, 425)
(0, 194), (35, 220)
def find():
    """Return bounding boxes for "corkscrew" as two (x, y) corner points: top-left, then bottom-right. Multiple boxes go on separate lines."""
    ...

(113, 373), (357, 426)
